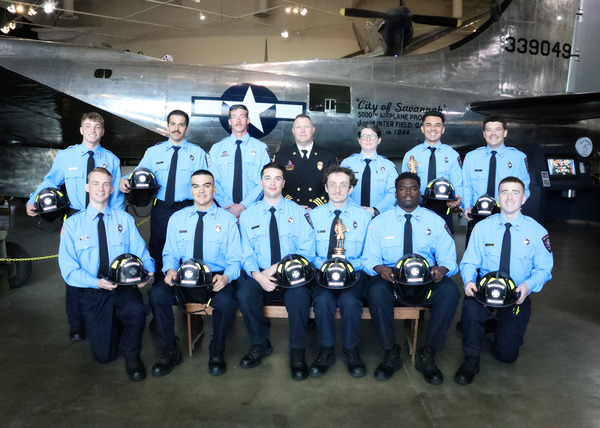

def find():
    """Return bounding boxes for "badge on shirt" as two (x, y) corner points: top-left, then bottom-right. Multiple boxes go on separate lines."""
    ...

(221, 151), (229, 157)
(353, 221), (358, 229)
(288, 216), (294, 224)
(215, 224), (221, 232)
(285, 160), (295, 171)
(380, 166), (385, 172)
(508, 162), (512, 169)
(118, 224), (123, 233)
(425, 228), (431, 236)
(190, 155), (194, 161)
(317, 161), (323, 170)
(251, 149), (256, 156)
(542, 234), (552, 253)
(445, 156), (449, 163)
(524, 237), (530, 247)
(102, 163), (107, 169)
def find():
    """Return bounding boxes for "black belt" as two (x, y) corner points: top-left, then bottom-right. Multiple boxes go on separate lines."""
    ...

(155, 199), (193, 210)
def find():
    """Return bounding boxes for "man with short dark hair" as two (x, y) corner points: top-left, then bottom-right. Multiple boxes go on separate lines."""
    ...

(364, 172), (459, 383)
(455, 176), (552, 385)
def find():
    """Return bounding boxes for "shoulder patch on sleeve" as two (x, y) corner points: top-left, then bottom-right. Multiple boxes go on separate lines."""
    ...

(524, 157), (529, 172)
(542, 234), (552, 253)
(304, 212), (314, 228)
(444, 223), (453, 238)
(457, 155), (463, 168)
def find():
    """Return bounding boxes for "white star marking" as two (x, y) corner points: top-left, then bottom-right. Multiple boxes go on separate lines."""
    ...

(225, 86), (273, 133)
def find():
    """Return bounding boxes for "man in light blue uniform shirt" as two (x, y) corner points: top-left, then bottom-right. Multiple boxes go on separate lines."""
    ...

(209, 104), (271, 218)
(27, 112), (124, 342)
(341, 124), (398, 217)
(58, 167), (154, 382)
(455, 176), (552, 385)
(308, 166), (371, 378)
(364, 172), (460, 383)
(149, 170), (242, 377)
(401, 111), (463, 232)
(119, 110), (208, 277)
(462, 116), (530, 245)
(237, 163), (316, 381)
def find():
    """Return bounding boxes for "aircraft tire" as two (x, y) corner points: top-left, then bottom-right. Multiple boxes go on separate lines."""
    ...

(6, 241), (32, 289)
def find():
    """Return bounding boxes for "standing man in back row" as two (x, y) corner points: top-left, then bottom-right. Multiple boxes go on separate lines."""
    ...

(273, 114), (337, 210)
(119, 110), (208, 278)
(209, 104), (271, 218)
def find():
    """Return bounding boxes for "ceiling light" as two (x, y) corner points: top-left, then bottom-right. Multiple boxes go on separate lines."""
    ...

(292, 7), (299, 14)
(300, 8), (307, 16)
(7, 4), (16, 13)
(9, 21), (16, 29)
(16, 3), (24, 13)
(199, 13), (206, 20)
(281, 30), (289, 38)
(285, 6), (291, 13)
(43, 1), (56, 13)
(28, 6), (37, 16)
(1, 26), (10, 34)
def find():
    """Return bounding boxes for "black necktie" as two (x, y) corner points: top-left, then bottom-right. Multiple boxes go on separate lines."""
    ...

(164, 146), (180, 204)
(427, 147), (436, 184)
(327, 209), (342, 258)
(193, 211), (206, 260)
(403, 214), (413, 255)
(361, 159), (371, 207)
(487, 150), (497, 197)
(85, 150), (94, 207)
(233, 140), (243, 204)
(499, 222), (512, 275)
(269, 207), (281, 265)
(97, 212), (109, 278)
(301, 149), (308, 160)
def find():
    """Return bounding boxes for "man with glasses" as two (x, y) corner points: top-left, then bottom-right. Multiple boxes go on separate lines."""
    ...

(341, 124), (398, 217)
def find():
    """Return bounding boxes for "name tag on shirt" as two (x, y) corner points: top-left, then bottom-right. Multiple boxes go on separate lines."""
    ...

(69, 167), (78, 171)
(475, 169), (483, 172)
(317, 230), (327, 234)
(485, 243), (494, 246)
(156, 161), (164, 165)
(384, 235), (395, 240)
(79, 236), (89, 241)
(179, 230), (188, 234)
(251, 225), (260, 230)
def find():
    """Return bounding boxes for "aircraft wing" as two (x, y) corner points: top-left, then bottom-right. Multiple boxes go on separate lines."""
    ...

(469, 92), (600, 124)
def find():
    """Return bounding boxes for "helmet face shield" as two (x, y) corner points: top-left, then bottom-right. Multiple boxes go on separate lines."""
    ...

(393, 253), (434, 306)
(174, 258), (213, 288)
(316, 257), (360, 290)
(105, 253), (149, 286)
(275, 254), (315, 288)
(475, 271), (518, 308)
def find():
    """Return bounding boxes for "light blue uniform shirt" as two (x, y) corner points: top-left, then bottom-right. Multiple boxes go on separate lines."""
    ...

(462, 144), (530, 209)
(309, 201), (371, 271)
(162, 203), (242, 281)
(363, 205), (458, 277)
(137, 139), (208, 203)
(240, 197), (315, 273)
(28, 143), (124, 211)
(401, 141), (463, 199)
(209, 134), (270, 208)
(460, 212), (553, 294)
(341, 152), (398, 213)
(58, 206), (154, 288)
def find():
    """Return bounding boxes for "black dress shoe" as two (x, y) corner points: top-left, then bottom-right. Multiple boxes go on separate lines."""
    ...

(69, 330), (85, 342)
(126, 358), (147, 382)
(374, 344), (403, 381)
(310, 346), (335, 377)
(289, 348), (308, 381)
(415, 346), (443, 385)
(454, 357), (480, 385)
(343, 348), (366, 378)
(240, 340), (273, 369)
(152, 338), (183, 377)
(208, 354), (227, 376)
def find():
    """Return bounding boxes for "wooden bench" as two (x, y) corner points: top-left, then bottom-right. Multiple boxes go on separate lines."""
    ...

(184, 302), (427, 362)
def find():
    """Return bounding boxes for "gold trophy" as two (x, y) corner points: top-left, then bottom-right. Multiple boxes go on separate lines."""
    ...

(407, 155), (420, 174)
(333, 218), (348, 258)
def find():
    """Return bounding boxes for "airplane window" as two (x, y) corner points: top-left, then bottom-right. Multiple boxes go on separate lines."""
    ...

(94, 69), (113, 78)
(309, 83), (350, 114)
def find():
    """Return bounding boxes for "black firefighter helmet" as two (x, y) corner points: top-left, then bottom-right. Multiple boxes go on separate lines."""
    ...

(275, 254), (315, 288)
(125, 168), (159, 207)
(475, 271), (518, 308)
(423, 177), (457, 201)
(105, 253), (149, 286)
(470, 194), (501, 219)
(34, 187), (70, 223)
(173, 258), (213, 288)
(393, 253), (434, 306)
(315, 257), (361, 290)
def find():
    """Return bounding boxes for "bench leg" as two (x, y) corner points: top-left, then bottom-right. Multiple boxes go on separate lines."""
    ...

(187, 313), (205, 357)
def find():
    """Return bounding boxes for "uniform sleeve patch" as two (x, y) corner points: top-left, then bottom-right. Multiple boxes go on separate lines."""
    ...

(457, 155), (463, 168)
(304, 212), (314, 228)
(542, 234), (552, 253)
(444, 223), (453, 237)
(524, 157), (529, 172)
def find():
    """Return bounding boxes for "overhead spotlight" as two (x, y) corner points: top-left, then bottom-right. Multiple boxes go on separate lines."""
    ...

(43, 1), (56, 13)
(285, 6), (292, 13)
(292, 7), (299, 14)
(7, 4), (16, 13)
(9, 21), (16, 29)
(194, 0), (201, 2)
(300, 8), (307, 16)
(1, 26), (10, 34)
(28, 7), (37, 16)
(16, 3), (24, 13)
(281, 30), (289, 38)
(199, 13), (206, 20)
(557, 15), (562, 21)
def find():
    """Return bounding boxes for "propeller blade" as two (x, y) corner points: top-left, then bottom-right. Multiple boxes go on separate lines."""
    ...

(340, 8), (388, 20)
(412, 14), (461, 27)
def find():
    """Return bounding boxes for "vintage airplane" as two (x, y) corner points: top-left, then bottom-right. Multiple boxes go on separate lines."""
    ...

(0, 0), (599, 202)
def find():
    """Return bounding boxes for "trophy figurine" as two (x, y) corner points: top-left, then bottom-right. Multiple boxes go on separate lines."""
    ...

(407, 155), (420, 174)
(333, 218), (348, 257)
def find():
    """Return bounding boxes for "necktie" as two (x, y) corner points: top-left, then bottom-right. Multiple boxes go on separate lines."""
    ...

(85, 150), (94, 207)
(361, 159), (371, 207)
(427, 146), (436, 184)
(269, 207), (281, 265)
(164, 146), (180, 205)
(487, 150), (497, 197)
(499, 222), (512, 275)
(97, 212), (109, 279)
(233, 140), (243, 204)
(301, 149), (308, 160)
(327, 209), (342, 258)
(193, 212), (206, 260)
(403, 214), (413, 255)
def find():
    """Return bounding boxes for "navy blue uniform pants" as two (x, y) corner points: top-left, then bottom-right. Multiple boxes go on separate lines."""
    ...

(149, 281), (237, 354)
(66, 283), (83, 332)
(311, 274), (366, 350)
(367, 275), (459, 352)
(236, 273), (310, 349)
(461, 296), (532, 363)
(78, 286), (146, 363)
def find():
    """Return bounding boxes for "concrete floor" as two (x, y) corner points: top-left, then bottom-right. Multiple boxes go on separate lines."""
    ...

(1, 199), (599, 428)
